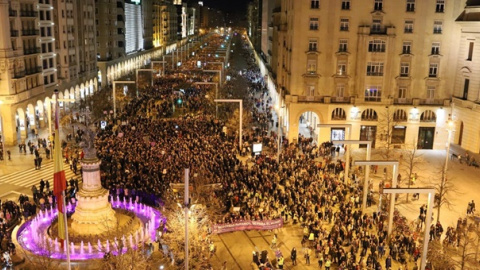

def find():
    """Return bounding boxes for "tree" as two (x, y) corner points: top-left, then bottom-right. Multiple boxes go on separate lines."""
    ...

(431, 164), (460, 222)
(377, 106), (399, 161)
(456, 226), (480, 270)
(401, 140), (424, 202)
(426, 240), (456, 270)
(162, 202), (213, 269)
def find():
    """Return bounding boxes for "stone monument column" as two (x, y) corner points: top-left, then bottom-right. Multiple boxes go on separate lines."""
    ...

(71, 157), (117, 235)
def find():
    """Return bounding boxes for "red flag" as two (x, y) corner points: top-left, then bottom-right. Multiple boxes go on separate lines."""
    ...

(53, 97), (67, 241)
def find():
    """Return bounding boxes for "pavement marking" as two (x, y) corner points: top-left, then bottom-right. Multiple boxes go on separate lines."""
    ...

(0, 161), (80, 188)
(217, 233), (243, 270)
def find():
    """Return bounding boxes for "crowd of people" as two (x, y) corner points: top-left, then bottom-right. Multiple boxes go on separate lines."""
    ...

(6, 30), (478, 270)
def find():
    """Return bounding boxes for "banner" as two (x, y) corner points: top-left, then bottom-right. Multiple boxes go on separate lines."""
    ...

(211, 218), (283, 234)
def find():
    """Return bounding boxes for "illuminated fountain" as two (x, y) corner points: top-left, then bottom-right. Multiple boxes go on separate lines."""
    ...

(16, 120), (166, 260)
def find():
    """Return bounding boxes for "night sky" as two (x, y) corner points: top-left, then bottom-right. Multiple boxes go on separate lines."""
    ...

(202, 0), (249, 14)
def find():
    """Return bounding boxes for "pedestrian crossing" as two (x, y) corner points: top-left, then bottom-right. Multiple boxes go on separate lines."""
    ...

(0, 159), (81, 189)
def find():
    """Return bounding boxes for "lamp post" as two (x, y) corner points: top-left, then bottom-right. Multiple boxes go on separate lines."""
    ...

(320, 124), (352, 182)
(353, 160), (399, 236)
(203, 70), (222, 87)
(151, 60), (167, 76)
(135, 69), (156, 97)
(333, 140), (371, 211)
(383, 187), (435, 270)
(112, 81), (135, 119)
(183, 168), (190, 270)
(193, 82), (219, 117)
(214, 99), (243, 149)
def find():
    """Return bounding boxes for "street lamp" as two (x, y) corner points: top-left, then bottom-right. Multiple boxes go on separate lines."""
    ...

(353, 160), (399, 236)
(151, 60), (167, 76)
(320, 124), (352, 183)
(333, 140), (371, 211)
(214, 99), (243, 150)
(193, 82), (219, 117)
(383, 187), (435, 270)
(112, 81), (135, 118)
(183, 168), (190, 270)
(203, 70), (223, 87)
(135, 69), (156, 97)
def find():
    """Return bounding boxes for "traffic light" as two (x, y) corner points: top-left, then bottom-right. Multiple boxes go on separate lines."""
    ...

(177, 98), (183, 105)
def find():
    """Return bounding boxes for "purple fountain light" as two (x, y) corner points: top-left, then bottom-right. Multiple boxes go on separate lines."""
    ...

(17, 198), (165, 260)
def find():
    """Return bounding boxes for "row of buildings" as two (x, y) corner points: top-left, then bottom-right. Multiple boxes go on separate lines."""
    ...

(0, 0), (226, 146)
(248, 0), (480, 155)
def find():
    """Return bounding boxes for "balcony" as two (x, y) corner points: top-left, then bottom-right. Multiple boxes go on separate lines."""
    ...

(393, 98), (413, 105)
(10, 30), (19, 37)
(420, 98), (444, 105)
(9, 9), (17, 17)
(25, 66), (43, 75)
(22, 29), (39, 36)
(298, 96), (324, 102)
(370, 26), (388, 35)
(23, 47), (40, 55)
(14, 71), (26, 79)
(20, 10), (38, 17)
(364, 96), (382, 102)
(366, 72), (383, 76)
(331, 96), (352, 103)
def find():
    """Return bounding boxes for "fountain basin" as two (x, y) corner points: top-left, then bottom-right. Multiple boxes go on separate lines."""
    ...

(16, 198), (166, 260)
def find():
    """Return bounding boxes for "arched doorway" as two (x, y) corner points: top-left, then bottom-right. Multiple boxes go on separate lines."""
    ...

(299, 111), (320, 140)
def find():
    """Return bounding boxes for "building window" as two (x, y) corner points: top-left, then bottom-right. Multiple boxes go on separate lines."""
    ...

(339, 39), (348, 52)
(309, 18), (319, 30)
(400, 62), (410, 77)
(404, 20), (413, 33)
(308, 39), (317, 51)
(311, 0), (319, 9)
(337, 84), (345, 97)
(362, 108), (379, 120)
(398, 87), (407, 98)
(332, 108), (346, 120)
(394, 109), (408, 121)
(420, 110), (436, 122)
(426, 86), (435, 99)
(467, 42), (474, 61)
(307, 59), (317, 74)
(392, 126), (406, 143)
(374, 0), (383, 11)
(366, 62), (384, 76)
(436, 0), (445, 13)
(433, 20), (443, 34)
(368, 39), (386, 52)
(307, 85), (315, 96)
(428, 63), (438, 77)
(340, 18), (349, 31)
(365, 87), (382, 102)
(406, 0), (415, 12)
(431, 42), (440, 55)
(371, 19), (382, 33)
(342, 0), (350, 10)
(402, 41), (411, 54)
(337, 60), (347, 75)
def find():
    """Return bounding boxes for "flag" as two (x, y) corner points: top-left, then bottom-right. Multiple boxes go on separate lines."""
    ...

(53, 97), (67, 241)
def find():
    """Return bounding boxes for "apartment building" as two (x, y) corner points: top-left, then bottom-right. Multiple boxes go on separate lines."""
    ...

(266, 0), (467, 150)
(451, 1), (480, 154)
